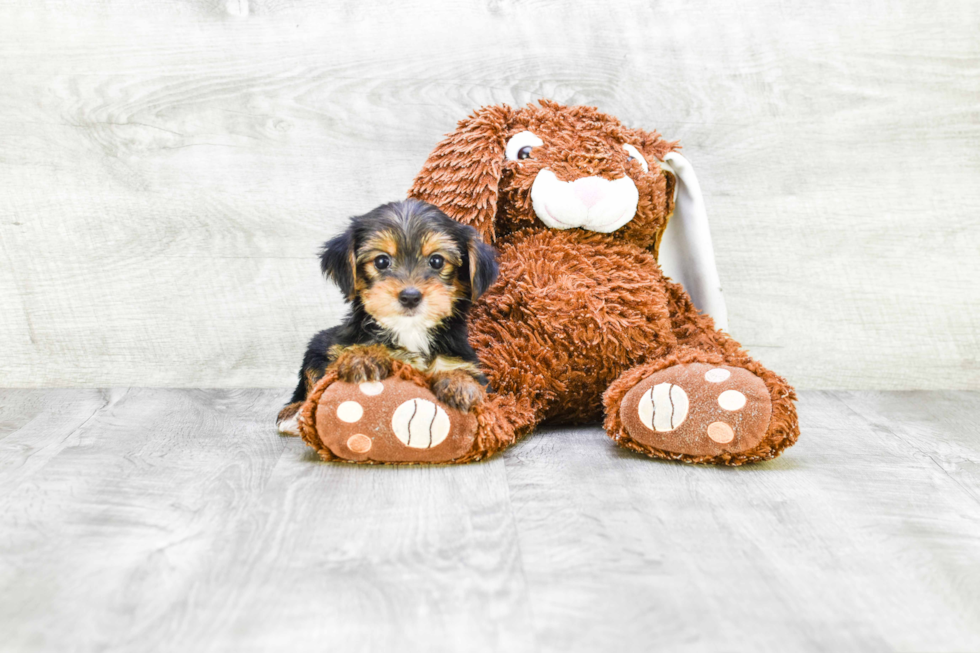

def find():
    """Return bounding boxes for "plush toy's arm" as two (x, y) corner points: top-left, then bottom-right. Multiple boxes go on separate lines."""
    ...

(656, 152), (729, 332)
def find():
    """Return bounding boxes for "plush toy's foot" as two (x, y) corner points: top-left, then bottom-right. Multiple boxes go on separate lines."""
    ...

(300, 374), (481, 464)
(615, 363), (773, 463)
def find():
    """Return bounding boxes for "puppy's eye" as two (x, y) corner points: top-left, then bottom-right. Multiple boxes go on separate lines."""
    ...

(374, 254), (391, 270)
(505, 131), (543, 162)
(623, 144), (650, 173)
(428, 254), (445, 270)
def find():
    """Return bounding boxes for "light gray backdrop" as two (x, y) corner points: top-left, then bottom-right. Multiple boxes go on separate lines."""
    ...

(1, 0), (978, 389)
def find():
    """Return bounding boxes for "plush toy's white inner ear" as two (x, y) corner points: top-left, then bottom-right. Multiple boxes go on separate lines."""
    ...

(657, 152), (729, 332)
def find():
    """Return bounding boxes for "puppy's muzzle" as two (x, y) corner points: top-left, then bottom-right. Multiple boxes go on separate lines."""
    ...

(398, 287), (423, 309)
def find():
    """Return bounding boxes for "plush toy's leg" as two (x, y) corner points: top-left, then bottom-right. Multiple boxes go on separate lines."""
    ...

(297, 360), (528, 464)
(602, 281), (799, 465)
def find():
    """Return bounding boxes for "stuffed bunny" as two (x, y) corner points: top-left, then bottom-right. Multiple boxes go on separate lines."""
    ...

(297, 100), (798, 465)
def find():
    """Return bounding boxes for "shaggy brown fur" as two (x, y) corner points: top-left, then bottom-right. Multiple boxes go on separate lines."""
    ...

(405, 100), (799, 465)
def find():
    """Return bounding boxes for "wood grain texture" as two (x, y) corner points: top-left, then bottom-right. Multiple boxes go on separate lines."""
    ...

(1, 389), (979, 652)
(0, 0), (978, 389)
(505, 392), (980, 651)
(0, 388), (533, 653)
(0, 389), (113, 493)
(0, 389), (290, 652)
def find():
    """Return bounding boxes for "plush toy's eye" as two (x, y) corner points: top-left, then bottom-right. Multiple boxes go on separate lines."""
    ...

(623, 144), (649, 173)
(505, 131), (543, 161)
(374, 254), (391, 270)
(428, 254), (445, 270)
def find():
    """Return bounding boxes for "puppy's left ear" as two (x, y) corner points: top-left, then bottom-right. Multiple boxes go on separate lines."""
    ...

(464, 228), (499, 301)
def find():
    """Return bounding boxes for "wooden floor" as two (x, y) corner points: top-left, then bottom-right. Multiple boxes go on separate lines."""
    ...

(1, 390), (979, 652)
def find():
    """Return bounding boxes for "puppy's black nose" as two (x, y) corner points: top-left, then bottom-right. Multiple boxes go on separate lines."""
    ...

(398, 288), (423, 309)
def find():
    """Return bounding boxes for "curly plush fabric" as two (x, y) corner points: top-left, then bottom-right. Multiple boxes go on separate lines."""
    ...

(299, 358), (525, 464)
(404, 100), (799, 465)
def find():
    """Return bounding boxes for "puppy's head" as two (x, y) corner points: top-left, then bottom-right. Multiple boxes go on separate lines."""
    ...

(320, 199), (498, 341)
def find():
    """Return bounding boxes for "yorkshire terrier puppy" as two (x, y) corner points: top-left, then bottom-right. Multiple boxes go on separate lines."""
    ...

(277, 199), (499, 435)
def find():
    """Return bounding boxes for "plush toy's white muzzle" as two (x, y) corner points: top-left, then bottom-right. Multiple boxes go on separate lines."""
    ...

(530, 170), (639, 233)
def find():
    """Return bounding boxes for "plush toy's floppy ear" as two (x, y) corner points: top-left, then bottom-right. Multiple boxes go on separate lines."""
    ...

(465, 231), (499, 301)
(409, 105), (511, 242)
(656, 152), (730, 332)
(320, 229), (357, 301)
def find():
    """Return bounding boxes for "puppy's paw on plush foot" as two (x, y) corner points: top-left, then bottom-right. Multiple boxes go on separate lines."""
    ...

(310, 377), (478, 463)
(431, 372), (485, 413)
(333, 346), (393, 383)
(618, 363), (772, 461)
(277, 401), (303, 436)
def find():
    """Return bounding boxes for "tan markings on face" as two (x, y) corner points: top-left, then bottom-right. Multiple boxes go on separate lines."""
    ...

(421, 232), (457, 258)
(361, 231), (398, 258)
(452, 276), (468, 303)
(357, 230), (399, 280)
(362, 277), (407, 320)
(439, 261), (459, 283)
(421, 232), (461, 285)
(416, 278), (455, 323)
(353, 275), (369, 295)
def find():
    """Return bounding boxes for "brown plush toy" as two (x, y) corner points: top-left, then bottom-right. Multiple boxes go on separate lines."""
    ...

(298, 100), (799, 465)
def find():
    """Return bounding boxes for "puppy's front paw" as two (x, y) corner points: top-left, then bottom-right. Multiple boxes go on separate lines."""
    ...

(277, 401), (303, 436)
(431, 372), (485, 413)
(333, 346), (393, 383)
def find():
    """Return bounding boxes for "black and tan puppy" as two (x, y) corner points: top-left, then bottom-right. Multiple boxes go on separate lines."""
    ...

(277, 199), (499, 435)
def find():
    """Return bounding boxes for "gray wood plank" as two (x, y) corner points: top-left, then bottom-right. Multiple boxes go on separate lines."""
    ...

(0, 1), (978, 389)
(0, 389), (113, 492)
(2, 389), (979, 652)
(0, 389), (534, 653)
(0, 389), (288, 653)
(834, 390), (980, 514)
(502, 391), (980, 652)
(161, 440), (536, 653)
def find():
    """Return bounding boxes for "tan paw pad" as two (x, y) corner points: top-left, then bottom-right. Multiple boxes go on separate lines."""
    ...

(346, 434), (372, 453)
(707, 422), (735, 443)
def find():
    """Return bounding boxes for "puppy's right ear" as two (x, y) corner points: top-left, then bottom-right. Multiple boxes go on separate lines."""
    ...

(320, 229), (357, 300)
(465, 229), (499, 302)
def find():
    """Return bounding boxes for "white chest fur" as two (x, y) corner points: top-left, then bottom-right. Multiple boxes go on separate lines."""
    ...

(378, 314), (433, 357)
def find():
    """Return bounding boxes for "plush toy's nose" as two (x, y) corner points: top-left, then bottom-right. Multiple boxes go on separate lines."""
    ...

(572, 176), (608, 208)
(398, 288), (423, 308)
